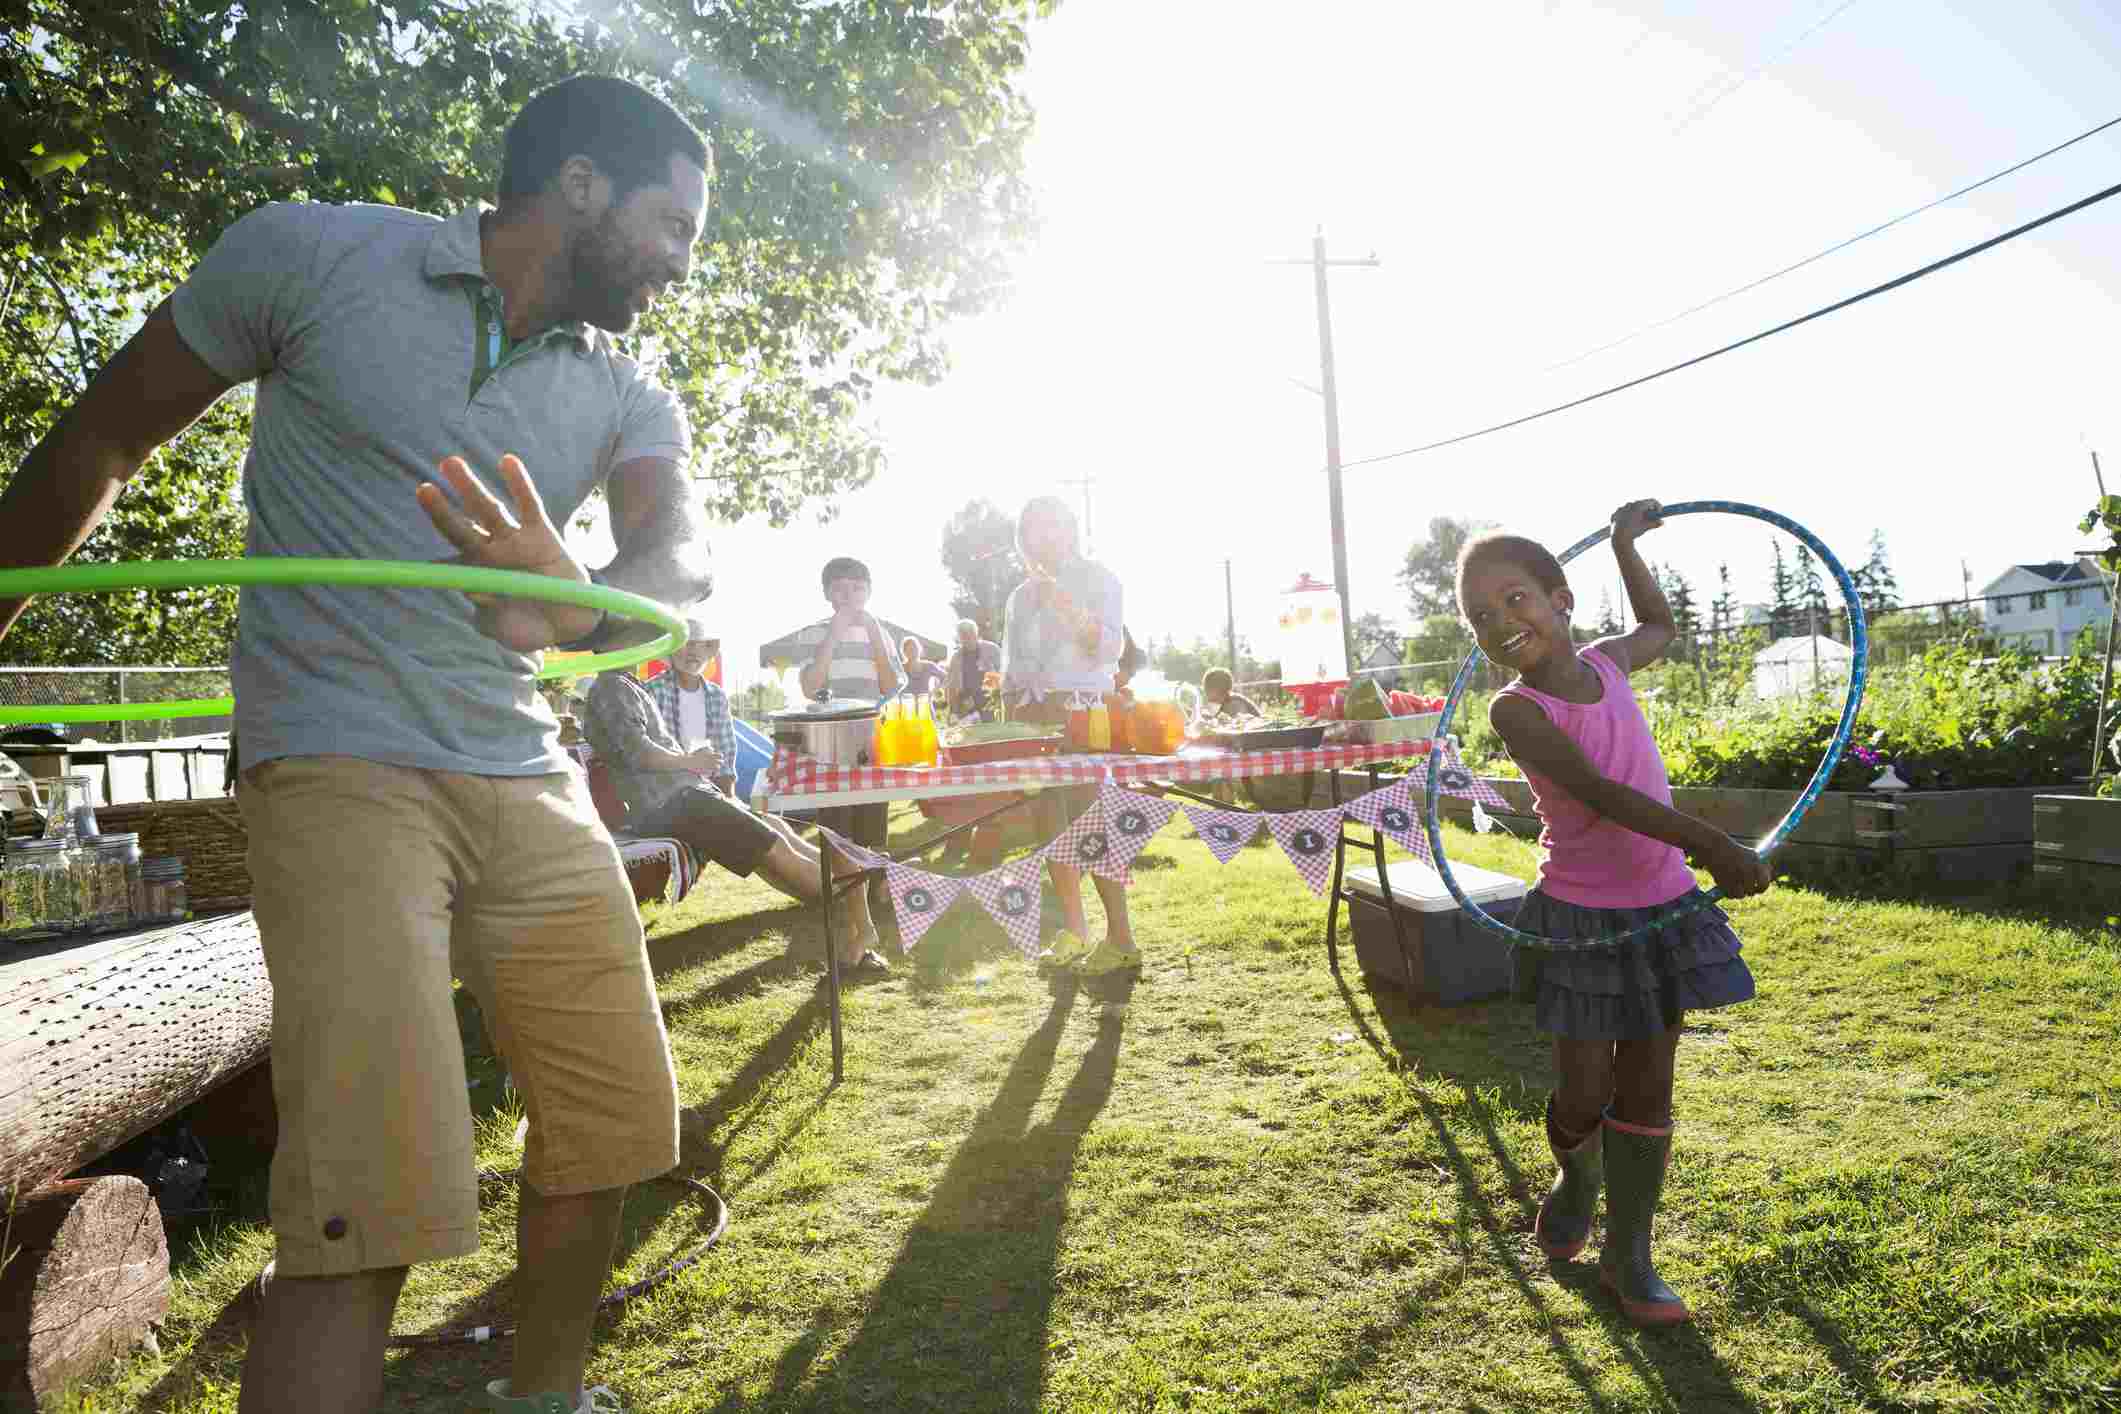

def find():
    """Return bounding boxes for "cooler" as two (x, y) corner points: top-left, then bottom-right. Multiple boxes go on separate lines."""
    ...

(1343, 860), (1525, 1004)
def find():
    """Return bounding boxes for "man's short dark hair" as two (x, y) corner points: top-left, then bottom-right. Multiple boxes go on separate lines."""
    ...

(500, 75), (711, 208)
(1202, 667), (1234, 696)
(820, 557), (871, 596)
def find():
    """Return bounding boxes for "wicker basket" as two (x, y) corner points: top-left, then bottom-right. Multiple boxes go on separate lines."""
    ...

(94, 797), (252, 915)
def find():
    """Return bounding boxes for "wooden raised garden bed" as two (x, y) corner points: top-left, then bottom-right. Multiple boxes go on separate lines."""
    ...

(1428, 776), (2056, 883)
(2033, 795), (2121, 898)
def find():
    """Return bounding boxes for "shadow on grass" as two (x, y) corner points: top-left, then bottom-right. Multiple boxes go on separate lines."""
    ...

(730, 977), (1129, 1414)
(1327, 965), (1760, 1412)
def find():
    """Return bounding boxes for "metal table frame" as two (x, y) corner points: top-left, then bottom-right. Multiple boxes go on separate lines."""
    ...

(790, 753), (1419, 1083)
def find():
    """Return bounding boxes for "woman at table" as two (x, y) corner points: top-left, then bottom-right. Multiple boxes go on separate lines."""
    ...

(1000, 495), (1137, 976)
(901, 635), (947, 699)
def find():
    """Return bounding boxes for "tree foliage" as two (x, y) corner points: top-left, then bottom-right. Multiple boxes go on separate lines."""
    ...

(1, 0), (1050, 664)
(1349, 610), (1398, 666)
(937, 496), (1025, 637)
(1398, 515), (1494, 618)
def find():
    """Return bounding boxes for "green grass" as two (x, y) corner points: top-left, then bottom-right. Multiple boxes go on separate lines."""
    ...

(70, 814), (2121, 1412)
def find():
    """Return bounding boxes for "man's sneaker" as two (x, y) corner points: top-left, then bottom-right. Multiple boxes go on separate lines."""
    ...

(1034, 930), (1089, 972)
(479, 1380), (626, 1414)
(1073, 938), (1142, 976)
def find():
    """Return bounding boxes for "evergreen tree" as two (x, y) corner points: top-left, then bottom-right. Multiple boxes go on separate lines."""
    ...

(1769, 542), (1797, 638)
(1857, 529), (1900, 617)
(1710, 562), (1738, 636)
(1594, 589), (1623, 637)
(1795, 542), (1831, 634)
(1664, 565), (1700, 641)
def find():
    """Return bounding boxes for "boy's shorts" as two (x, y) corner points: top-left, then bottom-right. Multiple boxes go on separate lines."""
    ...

(239, 756), (679, 1277)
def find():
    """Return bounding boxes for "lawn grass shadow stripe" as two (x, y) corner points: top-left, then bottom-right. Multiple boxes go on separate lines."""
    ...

(680, 992), (832, 1192)
(732, 985), (1128, 1413)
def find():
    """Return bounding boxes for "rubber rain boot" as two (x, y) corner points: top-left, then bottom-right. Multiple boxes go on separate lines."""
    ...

(1534, 1096), (1602, 1261)
(1597, 1107), (1691, 1326)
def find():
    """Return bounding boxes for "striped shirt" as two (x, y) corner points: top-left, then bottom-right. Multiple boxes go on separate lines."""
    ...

(792, 618), (903, 701)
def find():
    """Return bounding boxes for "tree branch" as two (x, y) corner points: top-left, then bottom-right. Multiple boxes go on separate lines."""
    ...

(30, 257), (91, 390)
(49, 7), (334, 157)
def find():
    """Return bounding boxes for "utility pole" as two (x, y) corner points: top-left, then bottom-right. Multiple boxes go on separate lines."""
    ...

(1224, 559), (1239, 672)
(1270, 227), (1380, 679)
(1059, 474), (1095, 558)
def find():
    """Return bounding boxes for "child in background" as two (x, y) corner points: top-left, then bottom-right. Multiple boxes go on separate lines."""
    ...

(1457, 498), (1771, 1326)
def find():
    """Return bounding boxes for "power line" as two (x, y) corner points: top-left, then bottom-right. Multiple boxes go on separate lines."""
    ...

(1340, 175), (2121, 473)
(1667, 0), (1863, 138)
(1550, 111), (2121, 371)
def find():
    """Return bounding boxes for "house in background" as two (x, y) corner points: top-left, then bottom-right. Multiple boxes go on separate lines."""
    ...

(1978, 558), (2113, 655)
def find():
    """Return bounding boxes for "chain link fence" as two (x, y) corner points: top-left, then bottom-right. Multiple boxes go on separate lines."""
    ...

(0, 667), (232, 742)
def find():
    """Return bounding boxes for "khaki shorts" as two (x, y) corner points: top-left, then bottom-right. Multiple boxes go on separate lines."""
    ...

(239, 756), (679, 1277)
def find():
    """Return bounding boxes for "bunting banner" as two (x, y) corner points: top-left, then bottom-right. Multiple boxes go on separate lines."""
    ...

(816, 826), (888, 873)
(1041, 794), (1122, 878)
(1265, 809), (1345, 897)
(964, 857), (1049, 958)
(1182, 805), (1259, 863)
(802, 757), (1518, 955)
(1095, 780), (1180, 878)
(1432, 743), (1512, 811)
(1341, 777), (1433, 863)
(882, 862), (964, 952)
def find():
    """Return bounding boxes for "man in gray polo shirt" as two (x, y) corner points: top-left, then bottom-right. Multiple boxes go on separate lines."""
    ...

(0, 77), (715, 1414)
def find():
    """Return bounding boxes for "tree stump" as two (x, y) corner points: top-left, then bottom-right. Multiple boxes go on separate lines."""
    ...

(0, 1175), (170, 1410)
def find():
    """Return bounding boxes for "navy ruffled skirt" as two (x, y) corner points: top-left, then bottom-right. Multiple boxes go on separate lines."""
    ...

(1511, 886), (1755, 1040)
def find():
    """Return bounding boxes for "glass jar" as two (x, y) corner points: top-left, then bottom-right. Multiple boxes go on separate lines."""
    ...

(3, 839), (82, 942)
(83, 833), (141, 934)
(38, 773), (101, 842)
(138, 856), (188, 926)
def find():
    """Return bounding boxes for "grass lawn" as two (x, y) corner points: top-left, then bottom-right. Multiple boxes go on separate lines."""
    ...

(72, 812), (2121, 1412)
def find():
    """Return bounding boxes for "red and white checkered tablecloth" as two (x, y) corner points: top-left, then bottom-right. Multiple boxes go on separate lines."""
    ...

(766, 738), (1432, 801)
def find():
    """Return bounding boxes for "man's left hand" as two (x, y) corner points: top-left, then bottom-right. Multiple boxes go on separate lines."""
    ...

(417, 453), (600, 652)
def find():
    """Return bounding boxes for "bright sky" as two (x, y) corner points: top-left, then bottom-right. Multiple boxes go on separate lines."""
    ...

(588, 0), (2121, 698)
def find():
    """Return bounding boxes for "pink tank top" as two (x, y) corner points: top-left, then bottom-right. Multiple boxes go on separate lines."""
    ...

(1495, 645), (1700, 909)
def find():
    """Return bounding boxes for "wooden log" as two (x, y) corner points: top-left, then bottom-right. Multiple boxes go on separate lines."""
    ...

(0, 1175), (169, 1410)
(0, 914), (271, 1201)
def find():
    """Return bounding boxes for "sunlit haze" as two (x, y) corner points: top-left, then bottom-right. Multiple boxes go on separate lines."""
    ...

(574, 0), (2121, 696)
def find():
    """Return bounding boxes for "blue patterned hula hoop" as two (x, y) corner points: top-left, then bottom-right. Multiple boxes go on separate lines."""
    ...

(1423, 500), (1870, 953)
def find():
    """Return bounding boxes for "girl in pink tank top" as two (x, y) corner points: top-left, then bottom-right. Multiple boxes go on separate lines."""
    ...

(1456, 499), (1773, 1329)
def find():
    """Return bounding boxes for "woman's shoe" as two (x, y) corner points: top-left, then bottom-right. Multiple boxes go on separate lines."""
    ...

(1597, 1107), (1691, 1326)
(1034, 930), (1089, 972)
(1073, 937), (1142, 976)
(1534, 1097), (1602, 1262)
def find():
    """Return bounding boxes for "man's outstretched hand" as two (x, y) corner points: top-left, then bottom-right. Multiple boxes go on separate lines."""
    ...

(417, 454), (600, 653)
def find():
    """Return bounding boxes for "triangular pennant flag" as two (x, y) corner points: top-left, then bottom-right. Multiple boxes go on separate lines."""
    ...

(1041, 795), (1120, 875)
(1432, 743), (1510, 810)
(964, 857), (1048, 957)
(882, 863), (964, 952)
(1182, 805), (1258, 864)
(1096, 782), (1178, 878)
(816, 825), (887, 872)
(1265, 808), (1345, 897)
(1343, 777), (1433, 863)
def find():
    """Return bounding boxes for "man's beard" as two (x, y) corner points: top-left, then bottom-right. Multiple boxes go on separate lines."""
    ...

(570, 212), (648, 333)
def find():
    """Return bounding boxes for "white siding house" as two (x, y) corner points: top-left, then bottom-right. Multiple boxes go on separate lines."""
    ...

(1979, 558), (2113, 654)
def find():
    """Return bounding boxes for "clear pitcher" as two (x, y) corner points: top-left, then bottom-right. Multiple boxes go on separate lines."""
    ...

(36, 773), (101, 842)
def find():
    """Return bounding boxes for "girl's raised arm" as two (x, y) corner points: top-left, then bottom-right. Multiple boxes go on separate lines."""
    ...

(1601, 498), (1676, 674)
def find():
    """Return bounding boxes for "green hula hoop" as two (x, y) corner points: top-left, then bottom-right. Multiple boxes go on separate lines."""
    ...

(0, 559), (686, 724)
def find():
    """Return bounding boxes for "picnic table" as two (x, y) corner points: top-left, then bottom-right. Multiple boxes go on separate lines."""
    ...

(765, 737), (1438, 1081)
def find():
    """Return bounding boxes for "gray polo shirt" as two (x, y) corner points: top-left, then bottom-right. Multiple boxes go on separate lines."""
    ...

(171, 202), (690, 776)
